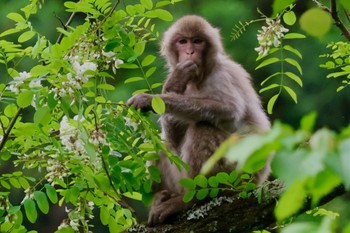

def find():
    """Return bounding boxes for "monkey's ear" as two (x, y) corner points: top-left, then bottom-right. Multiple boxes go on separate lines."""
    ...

(151, 96), (166, 115)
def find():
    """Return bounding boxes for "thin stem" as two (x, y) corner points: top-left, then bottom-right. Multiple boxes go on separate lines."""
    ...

(56, 12), (76, 44)
(0, 108), (22, 152)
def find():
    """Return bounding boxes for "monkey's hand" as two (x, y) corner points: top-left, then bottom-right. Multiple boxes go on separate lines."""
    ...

(126, 93), (153, 112)
(163, 60), (199, 94)
(148, 193), (188, 226)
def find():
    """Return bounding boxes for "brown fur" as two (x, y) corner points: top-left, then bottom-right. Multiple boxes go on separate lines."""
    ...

(127, 15), (271, 226)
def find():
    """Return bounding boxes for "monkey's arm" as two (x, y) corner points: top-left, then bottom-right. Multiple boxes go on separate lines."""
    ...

(127, 93), (244, 126)
(162, 60), (200, 94)
(159, 93), (243, 125)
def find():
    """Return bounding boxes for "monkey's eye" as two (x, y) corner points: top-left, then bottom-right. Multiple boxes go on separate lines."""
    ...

(178, 39), (188, 44)
(192, 38), (204, 44)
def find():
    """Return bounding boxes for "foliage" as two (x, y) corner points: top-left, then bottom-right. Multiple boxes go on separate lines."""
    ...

(320, 41), (350, 92)
(0, 0), (184, 232)
(179, 172), (256, 203)
(233, 5), (305, 114)
(222, 112), (350, 231)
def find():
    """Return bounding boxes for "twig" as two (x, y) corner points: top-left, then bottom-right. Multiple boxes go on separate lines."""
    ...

(56, 12), (76, 44)
(0, 108), (22, 152)
(312, 0), (350, 41)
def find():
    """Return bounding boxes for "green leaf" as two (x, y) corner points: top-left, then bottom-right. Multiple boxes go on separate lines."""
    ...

(229, 171), (238, 183)
(179, 178), (196, 189)
(97, 83), (115, 91)
(209, 188), (219, 198)
(283, 11), (296, 26)
(216, 172), (231, 185)
(285, 58), (303, 74)
(259, 84), (280, 93)
(124, 77), (144, 83)
(34, 107), (51, 126)
(208, 176), (219, 187)
(100, 206), (110, 225)
(95, 96), (106, 103)
(23, 199), (37, 223)
(18, 31), (36, 43)
(275, 180), (307, 221)
(151, 96), (165, 114)
(283, 86), (298, 104)
(151, 83), (162, 89)
(141, 55), (156, 67)
(261, 72), (281, 86)
(9, 178), (21, 188)
(300, 8), (332, 38)
(144, 9), (173, 21)
(45, 184), (58, 204)
(300, 112), (317, 133)
(283, 45), (302, 59)
(1, 180), (11, 189)
(8, 205), (21, 214)
(7, 12), (25, 22)
(145, 67), (157, 78)
(18, 177), (30, 189)
(17, 91), (34, 108)
(267, 94), (279, 114)
(183, 190), (196, 203)
(272, 0), (296, 16)
(34, 191), (49, 214)
(148, 165), (161, 183)
(285, 72), (303, 87)
(256, 57), (280, 70)
(283, 33), (306, 39)
(194, 175), (208, 188)
(340, 0), (350, 12)
(4, 104), (18, 118)
(141, 0), (153, 10)
(196, 189), (209, 200)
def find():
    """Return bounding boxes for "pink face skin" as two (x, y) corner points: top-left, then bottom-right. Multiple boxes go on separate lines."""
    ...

(175, 37), (206, 65)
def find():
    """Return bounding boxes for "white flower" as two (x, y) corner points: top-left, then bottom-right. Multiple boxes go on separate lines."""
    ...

(124, 116), (139, 131)
(60, 116), (85, 154)
(255, 17), (289, 57)
(16, 71), (31, 82)
(102, 50), (115, 58)
(29, 78), (42, 88)
(6, 71), (31, 93)
(114, 59), (124, 69)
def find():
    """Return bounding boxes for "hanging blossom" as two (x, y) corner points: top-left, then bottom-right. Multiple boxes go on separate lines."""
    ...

(255, 17), (289, 57)
(6, 72), (31, 94)
(53, 59), (97, 100)
(60, 116), (86, 154)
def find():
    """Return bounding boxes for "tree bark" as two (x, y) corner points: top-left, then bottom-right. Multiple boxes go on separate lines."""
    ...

(127, 180), (347, 233)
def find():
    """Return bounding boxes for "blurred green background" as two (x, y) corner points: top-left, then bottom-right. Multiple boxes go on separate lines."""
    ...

(1, 0), (349, 131)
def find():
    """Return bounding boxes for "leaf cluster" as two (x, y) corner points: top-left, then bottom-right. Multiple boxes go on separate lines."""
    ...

(223, 112), (350, 231)
(255, 8), (305, 114)
(320, 41), (350, 92)
(179, 172), (256, 203)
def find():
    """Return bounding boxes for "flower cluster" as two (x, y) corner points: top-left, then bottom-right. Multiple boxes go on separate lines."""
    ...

(46, 157), (71, 184)
(60, 116), (86, 154)
(6, 72), (42, 94)
(255, 17), (289, 56)
(53, 59), (97, 100)
(58, 200), (94, 232)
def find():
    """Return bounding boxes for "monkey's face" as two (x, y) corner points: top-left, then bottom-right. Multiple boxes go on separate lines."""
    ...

(175, 37), (206, 65)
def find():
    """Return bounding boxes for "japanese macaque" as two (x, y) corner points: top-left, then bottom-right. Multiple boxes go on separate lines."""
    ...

(127, 15), (271, 226)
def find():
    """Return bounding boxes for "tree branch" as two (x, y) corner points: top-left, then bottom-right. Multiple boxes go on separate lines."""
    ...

(0, 107), (21, 152)
(127, 182), (347, 233)
(312, 0), (350, 41)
